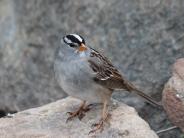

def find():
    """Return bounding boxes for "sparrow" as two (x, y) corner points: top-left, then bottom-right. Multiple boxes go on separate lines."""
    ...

(54, 33), (162, 133)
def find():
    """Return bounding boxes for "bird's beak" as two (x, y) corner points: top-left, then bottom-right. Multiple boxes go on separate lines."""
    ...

(78, 43), (87, 52)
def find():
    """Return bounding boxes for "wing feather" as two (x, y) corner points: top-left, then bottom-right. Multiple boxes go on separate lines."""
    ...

(88, 48), (130, 90)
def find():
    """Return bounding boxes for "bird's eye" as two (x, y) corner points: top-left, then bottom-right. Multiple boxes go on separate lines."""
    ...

(70, 43), (77, 47)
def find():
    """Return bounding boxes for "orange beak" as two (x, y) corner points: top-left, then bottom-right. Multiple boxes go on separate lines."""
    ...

(78, 43), (87, 52)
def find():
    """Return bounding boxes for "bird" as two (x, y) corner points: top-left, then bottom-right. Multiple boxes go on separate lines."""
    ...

(54, 33), (162, 133)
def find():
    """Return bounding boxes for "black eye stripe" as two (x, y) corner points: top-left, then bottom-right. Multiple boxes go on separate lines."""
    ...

(69, 44), (76, 47)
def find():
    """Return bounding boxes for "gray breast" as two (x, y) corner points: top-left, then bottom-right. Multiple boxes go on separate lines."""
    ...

(54, 48), (94, 94)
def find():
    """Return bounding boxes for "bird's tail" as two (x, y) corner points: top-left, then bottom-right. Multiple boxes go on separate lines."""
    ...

(124, 81), (162, 107)
(133, 87), (162, 107)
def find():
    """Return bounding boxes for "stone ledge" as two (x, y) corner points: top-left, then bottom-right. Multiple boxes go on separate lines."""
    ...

(0, 97), (158, 138)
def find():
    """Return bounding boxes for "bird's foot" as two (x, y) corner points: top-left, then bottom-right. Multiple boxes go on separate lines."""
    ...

(66, 103), (91, 122)
(89, 113), (111, 134)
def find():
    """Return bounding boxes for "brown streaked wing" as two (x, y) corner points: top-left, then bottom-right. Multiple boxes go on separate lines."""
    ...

(88, 48), (133, 91)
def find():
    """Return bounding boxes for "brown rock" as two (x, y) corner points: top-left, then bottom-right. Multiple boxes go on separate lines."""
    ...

(162, 58), (184, 132)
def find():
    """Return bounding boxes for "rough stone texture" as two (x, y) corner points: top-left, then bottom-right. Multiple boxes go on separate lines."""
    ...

(0, 97), (158, 138)
(0, 0), (184, 137)
(0, 0), (66, 112)
(162, 58), (184, 132)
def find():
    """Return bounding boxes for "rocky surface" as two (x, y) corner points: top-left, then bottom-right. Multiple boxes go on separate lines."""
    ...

(162, 58), (184, 132)
(0, 0), (184, 137)
(0, 0), (66, 112)
(0, 97), (158, 138)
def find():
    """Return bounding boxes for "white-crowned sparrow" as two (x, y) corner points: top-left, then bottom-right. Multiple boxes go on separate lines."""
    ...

(54, 34), (161, 133)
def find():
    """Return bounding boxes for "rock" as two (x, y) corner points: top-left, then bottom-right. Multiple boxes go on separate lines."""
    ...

(0, 97), (158, 138)
(162, 58), (184, 132)
(0, 0), (66, 112)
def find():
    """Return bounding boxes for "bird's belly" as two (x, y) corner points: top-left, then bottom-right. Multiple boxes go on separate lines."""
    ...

(55, 60), (105, 103)
(60, 77), (104, 103)
(64, 83), (103, 103)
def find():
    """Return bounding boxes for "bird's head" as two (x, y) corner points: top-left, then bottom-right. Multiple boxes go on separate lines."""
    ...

(63, 34), (87, 52)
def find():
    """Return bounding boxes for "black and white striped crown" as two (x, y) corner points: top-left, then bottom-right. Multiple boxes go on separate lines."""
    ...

(63, 34), (85, 47)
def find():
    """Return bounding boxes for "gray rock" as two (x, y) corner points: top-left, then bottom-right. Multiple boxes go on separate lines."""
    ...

(0, 0), (66, 111)
(0, 97), (158, 138)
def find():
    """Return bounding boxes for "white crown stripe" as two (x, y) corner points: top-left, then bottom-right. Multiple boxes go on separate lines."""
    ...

(64, 37), (72, 44)
(71, 34), (83, 42)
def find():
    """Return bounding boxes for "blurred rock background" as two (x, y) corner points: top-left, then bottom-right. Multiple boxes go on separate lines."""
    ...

(0, 0), (184, 137)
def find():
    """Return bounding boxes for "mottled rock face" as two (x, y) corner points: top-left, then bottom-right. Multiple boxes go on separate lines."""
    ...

(0, 0), (184, 137)
(0, 97), (159, 138)
(0, 0), (67, 111)
(162, 58), (184, 132)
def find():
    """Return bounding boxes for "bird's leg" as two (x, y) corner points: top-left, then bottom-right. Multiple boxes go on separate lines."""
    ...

(66, 101), (91, 122)
(89, 100), (110, 134)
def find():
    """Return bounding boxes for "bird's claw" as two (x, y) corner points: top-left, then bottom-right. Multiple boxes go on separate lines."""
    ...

(89, 113), (111, 134)
(66, 110), (84, 122)
(89, 119), (104, 134)
(66, 104), (91, 122)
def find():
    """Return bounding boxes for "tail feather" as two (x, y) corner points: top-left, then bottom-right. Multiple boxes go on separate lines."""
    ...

(133, 87), (162, 107)
(124, 81), (162, 107)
